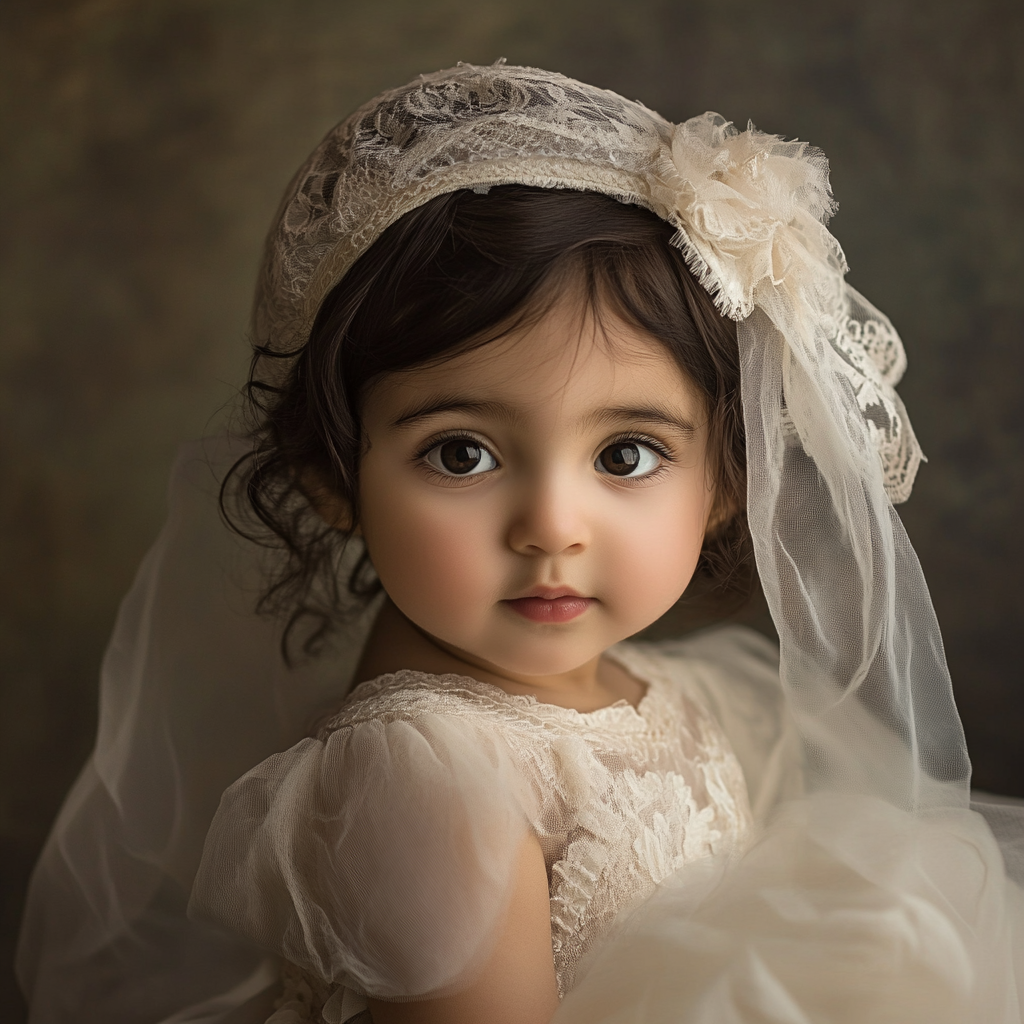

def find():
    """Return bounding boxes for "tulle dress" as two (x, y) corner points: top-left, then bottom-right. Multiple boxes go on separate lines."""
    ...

(190, 630), (800, 1023)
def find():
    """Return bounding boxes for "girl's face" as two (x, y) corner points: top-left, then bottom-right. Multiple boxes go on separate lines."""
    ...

(357, 292), (716, 680)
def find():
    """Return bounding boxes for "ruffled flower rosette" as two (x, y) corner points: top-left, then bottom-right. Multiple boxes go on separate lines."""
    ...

(649, 111), (922, 504)
(649, 112), (847, 325)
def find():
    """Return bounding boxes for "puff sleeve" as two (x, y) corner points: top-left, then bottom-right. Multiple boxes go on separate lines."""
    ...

(189, 686), (537, 1001)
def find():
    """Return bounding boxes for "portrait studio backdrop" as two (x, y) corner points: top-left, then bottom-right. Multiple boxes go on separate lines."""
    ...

(1, 0), (1023, 1017)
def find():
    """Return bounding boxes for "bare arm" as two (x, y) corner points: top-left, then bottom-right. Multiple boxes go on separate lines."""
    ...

(368, 832), (559, 1024)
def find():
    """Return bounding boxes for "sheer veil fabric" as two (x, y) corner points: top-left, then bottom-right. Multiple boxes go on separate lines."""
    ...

(17, 63), (1024, 1022)
(16, 438), (380, 1021)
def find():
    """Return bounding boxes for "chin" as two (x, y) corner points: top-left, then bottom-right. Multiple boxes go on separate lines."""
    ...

(476, 633), (610, 678)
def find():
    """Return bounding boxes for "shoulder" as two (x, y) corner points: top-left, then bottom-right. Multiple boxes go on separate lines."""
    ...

(192, 671), (539, 999)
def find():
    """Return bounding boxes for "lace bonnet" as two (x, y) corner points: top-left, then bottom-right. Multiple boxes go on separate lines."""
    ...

(255, 60), (921, 502)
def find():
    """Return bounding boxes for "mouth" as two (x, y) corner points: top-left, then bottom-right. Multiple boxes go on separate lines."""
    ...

(502, 587), (594, 624)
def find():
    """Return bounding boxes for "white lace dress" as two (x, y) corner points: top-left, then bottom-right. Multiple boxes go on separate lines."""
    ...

(191, 632), (796, 1023)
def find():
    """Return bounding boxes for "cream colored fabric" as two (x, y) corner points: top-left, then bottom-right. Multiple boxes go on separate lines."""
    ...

(556, 795), (1024, 1024)
(193, 638), (763, 1016)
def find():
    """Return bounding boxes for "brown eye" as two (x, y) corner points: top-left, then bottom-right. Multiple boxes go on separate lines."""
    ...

(596, 442), (660, 477)
(426, 439), (498, 477)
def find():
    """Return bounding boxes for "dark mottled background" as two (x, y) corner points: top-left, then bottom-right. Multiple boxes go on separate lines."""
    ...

(2, 0), (1022, 1016)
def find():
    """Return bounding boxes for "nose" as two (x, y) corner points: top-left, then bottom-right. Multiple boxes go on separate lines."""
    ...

(506, 469), (591, 556)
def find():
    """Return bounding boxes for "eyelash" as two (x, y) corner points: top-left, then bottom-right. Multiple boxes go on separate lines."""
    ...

(604, 432), (675, 461)
(413, 429), (676, 482)
(413, 429), (498, 483)
(601, 432), (676, 483)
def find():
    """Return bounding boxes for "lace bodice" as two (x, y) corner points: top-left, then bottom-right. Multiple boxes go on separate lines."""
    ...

(231, 640), (755, 1022)
(332, 643), (749, 996)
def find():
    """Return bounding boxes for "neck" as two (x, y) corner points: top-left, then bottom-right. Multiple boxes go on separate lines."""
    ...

(353, 599), (645, 713)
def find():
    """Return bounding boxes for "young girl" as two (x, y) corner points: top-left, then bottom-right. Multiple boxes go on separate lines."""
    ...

(18, 62), (1024, 1024)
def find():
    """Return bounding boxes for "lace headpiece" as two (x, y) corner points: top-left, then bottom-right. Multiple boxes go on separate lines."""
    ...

(256, 61), (921, 501)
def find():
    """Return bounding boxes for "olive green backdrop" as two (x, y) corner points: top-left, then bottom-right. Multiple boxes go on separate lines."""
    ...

(2, 0), (1022, 1015)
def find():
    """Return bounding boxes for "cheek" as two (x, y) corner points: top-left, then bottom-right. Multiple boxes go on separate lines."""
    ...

(599, 478), (710, 613)
(359, 472), (500, 626)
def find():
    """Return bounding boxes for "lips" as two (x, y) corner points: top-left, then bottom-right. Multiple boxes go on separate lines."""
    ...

(503, 587), (593, 623)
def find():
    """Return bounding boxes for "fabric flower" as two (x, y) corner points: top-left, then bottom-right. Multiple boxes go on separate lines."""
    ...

(651, 112), (847, 321)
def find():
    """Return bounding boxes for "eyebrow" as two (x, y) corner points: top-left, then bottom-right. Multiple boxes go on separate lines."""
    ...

(391, 397), (523, 428)
(587, 405), (701, 436)
(392, 397), (699, 435)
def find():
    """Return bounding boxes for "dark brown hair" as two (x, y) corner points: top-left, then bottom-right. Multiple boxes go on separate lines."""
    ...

(226, 185), (751, 656)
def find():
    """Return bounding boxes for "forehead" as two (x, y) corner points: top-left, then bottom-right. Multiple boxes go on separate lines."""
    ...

(363, 294), (702, 422)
